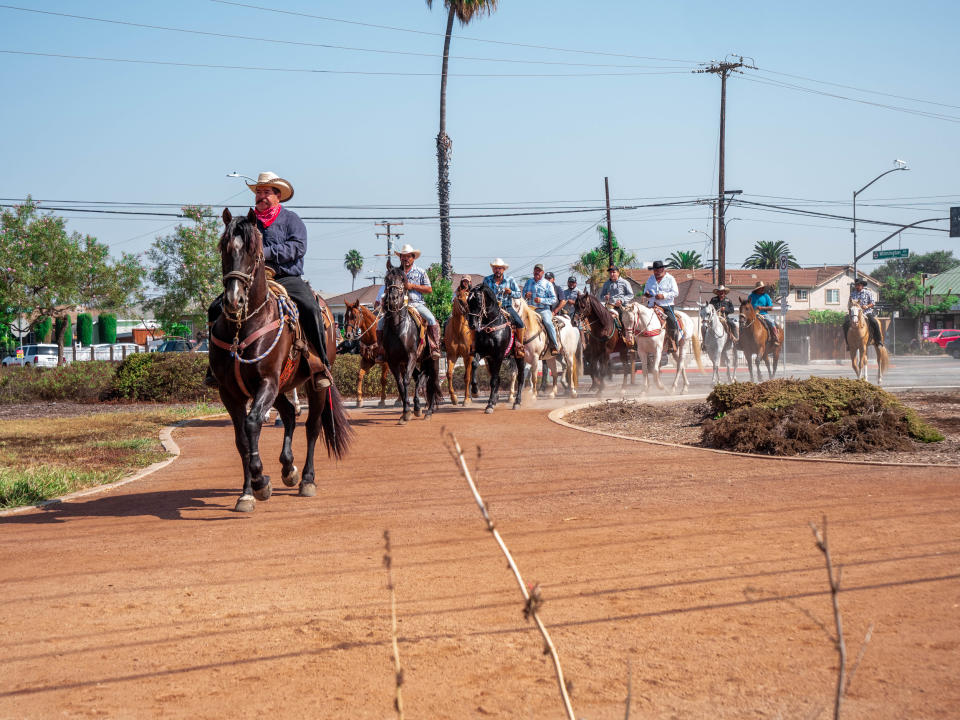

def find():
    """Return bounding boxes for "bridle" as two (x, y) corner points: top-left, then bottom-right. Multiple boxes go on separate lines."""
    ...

(344, 306), (379, 344)
(701, 304), (727, 340)
(466, 286), (508, 333)
(577, 297), (615, 342)
(383, 273), (407, 315)
(221, 222), (269, 326)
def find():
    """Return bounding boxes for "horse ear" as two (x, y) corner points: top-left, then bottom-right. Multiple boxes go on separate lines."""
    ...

(386, 257), (393, 270)
(246, 208), (256, 223)
(222, 208), (232, 225)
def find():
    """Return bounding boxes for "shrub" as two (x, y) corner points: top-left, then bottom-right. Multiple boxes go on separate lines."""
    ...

(77, 313), (94, 346)
(109, 352), (216, 402)
(98, 314), (117, 344)
(0, 362), (117, 404)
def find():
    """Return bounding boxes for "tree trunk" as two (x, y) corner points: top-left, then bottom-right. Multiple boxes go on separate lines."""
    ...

(437, 6), (455, 281)
(55, 315), (67, 364)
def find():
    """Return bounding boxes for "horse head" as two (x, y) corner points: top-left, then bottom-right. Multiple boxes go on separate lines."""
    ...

(343, 299), (362, 340)
(465, 283), (497, 332)
(452, 285), (470, 316)
(383, 262), (407, 314)
(219, 208), (264, 319)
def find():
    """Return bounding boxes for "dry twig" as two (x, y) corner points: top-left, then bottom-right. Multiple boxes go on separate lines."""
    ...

(445, 431), (576, 720)
(383, 529), (404, 720)
(809, 515), (846, 720)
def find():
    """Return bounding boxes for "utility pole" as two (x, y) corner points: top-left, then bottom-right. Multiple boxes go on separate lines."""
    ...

(604, 177), (614, 267)
(365, 272), (383, 285)
(711, 200), (717, 285)
(696, 56), (755, 284)
(375, 221), (404, 262)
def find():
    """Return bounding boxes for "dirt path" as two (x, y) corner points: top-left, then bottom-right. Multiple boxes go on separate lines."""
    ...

(1, 403), (958, 718)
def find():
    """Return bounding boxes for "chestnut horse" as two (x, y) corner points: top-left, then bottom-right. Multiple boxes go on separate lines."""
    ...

(847, 299), (888, 384)
(737, 298), (781, 382)
(343, 299), (389, 408)
(574, 292), (635, 394)
(209, 209), (351, 512)
(444, 286), (479, 405)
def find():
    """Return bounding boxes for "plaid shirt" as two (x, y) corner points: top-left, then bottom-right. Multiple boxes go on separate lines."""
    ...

(850, 287), (875, 314)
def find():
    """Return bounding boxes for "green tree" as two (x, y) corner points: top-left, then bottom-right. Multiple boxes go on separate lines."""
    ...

(424, 262), (453, 326)
(76, 312), (94, 345)
(343, 249), (364, 291)
(571, 225), (638, 293)
(800, 309), (847, 326)
(0, 199), (144, 360)
(666, 249), (704, 269)
(145, 205), (221, 336)
(882, 273), (958, 337)
(98, 313), (117, 344)
(426, 0), (500, 280)
(871, 250), (959, 283)
(741, 240), (801, 270)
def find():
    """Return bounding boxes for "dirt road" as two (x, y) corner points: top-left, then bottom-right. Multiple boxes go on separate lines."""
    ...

(1, 404), (958, 718)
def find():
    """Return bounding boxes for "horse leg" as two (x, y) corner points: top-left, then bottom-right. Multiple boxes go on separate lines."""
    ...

(446, 354), (459, 406)
(379, 363), (388, 407)
(242, 383), (279, 507)
(462, 353), (473, 406)
(299, 385), (322, 496)
(224, 400), (256, 513)
(485, 355), (502, 414)
(356, 360), (367, 408)
(567, 347), (578, 399)
(412, 366), (423, 418)
(470, 355), (480, 398)
(424, 359), (439, 419)
(273, 392), (300, 488)
(512, 356), (525, 409)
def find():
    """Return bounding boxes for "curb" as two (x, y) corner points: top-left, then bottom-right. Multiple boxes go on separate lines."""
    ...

(548, 399), (960, 469)
(0, 413), (227, 517)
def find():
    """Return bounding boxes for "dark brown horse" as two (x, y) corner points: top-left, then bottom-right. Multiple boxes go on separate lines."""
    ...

(573, 292), (635, 394)
(343, 299), (389, 408)
(209, 208), (351, 512)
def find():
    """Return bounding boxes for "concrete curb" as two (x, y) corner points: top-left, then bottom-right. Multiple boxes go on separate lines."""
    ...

(0, 413), (228, 517)
(548, 399), (960, 469)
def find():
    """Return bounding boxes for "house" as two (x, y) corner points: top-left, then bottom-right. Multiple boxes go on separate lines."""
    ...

(922, 266), (960, 330)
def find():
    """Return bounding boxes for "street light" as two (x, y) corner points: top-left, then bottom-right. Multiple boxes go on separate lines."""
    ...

(853, 160), (908, 280)
(688, 228), (713, 282)
(226, 171), (256, 183)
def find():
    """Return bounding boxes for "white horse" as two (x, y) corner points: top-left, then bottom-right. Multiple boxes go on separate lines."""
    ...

(508, 308), (580, 402)
(627, 304), (703, 394)
(699, 303), (737, 384)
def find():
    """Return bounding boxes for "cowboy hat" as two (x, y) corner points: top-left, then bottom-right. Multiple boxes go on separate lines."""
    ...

(853, 277), (867, 286)
(713, 285), (729, 294)
(650, 260), (666, 270)
(394, 243), (421, 259)
(490, 258), (509, 270)
(752, 280), (768, 291)
(247, 171), (294, 202)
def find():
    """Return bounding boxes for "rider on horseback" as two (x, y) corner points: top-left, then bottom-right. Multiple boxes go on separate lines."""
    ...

(709, 285), (739, 341)
(599, 266), (635, 347)
(556, 276), (581, 325)
(642, 260), (683, 353)
(375, 244), (442, 360)
(483, 258), (525, 358)
(523, 264), (561, 356)
(747, 281), (781, 349)
(843, 278), (882, 346)
(205, 172), (329, 386)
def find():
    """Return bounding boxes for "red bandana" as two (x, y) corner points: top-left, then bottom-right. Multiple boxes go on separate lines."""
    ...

(256, 204), (282, 228)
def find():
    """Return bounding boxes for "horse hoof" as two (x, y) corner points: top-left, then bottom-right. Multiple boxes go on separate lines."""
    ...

(253, 481), (272, 502)
(235, 495), (256, 513)
(355, 400), (363, 408)
(484, 406), (494, 414)
(403, 411), (413, 421)
(378, 400), (386, 407)
(299, 482), (317, 498)
(282, 466), (300, 487)
(414, 408), (422, 418)
(274, 417), (284, 427)
(397, 417), (407, 426)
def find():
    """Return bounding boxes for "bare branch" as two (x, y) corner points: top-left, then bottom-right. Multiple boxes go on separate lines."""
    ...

(624, 658), (633, 720)
(383, 530), (405, 720)
(446, 431), (576, 720)
(810, 515), (846, 720)
(844, 622), (875, 695)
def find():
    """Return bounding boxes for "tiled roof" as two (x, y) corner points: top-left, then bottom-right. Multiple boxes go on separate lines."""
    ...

(622, 265), (881, 290)
(324, 284), (382, 306)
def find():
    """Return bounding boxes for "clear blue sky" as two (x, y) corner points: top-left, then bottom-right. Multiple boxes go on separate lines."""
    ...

(2, 1), (958, 296)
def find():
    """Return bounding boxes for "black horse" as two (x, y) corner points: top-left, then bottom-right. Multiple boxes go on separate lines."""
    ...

(465, 283), (525, 413)
(380, 259), (440, 424)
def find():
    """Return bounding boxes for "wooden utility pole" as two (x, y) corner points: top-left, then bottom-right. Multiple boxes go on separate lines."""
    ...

(696, 57), (754, 284)
(604, 177), (614, 268)
(711, 201), (718, 285)
(375, 221), (404, 260)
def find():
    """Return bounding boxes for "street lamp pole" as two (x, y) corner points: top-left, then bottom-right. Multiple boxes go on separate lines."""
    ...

(852, 160), (908, 280)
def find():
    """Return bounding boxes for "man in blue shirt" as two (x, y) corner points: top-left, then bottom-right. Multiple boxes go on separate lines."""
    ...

(523, 264), (560, 356)
(483, 258), (525, 358)
(747, 281), (780, 347)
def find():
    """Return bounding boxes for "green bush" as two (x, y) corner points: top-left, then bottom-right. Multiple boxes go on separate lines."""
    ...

(55, 315), (73, 346)
(0, 362), (117, 404)
(34, 317), (51, 343)
(109, 352), (216, 402)
(98, 314), (117, 344)
(77, 313), (94, 346)
(331, 354), (398, 397)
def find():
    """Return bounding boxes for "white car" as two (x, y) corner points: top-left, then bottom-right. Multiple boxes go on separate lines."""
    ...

(1, 343), (61, 367)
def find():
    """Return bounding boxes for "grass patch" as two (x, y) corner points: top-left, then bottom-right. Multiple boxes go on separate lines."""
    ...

(0, 404), (223, 509)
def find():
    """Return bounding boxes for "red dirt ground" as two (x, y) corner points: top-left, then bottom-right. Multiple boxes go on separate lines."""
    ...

(1, 404), (958, 719)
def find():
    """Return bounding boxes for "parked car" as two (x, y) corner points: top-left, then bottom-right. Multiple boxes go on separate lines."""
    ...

(945, 337), (960, 360)
(155, 338), (196, 353)
(924, 329), (960, 349)
(193, 339), (208, 353)
(1, 343), (60, 367)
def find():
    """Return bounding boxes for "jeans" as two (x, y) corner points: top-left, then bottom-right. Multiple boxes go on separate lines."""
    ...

(535, 308), (559, 348)
(377, 301), (437, 334)
(658, 304), (680, 337)
(503, 303), (523, 328)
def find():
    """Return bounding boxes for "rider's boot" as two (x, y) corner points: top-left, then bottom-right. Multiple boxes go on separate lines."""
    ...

(427, 324), (442, 360)
(514, 325), (525, 358)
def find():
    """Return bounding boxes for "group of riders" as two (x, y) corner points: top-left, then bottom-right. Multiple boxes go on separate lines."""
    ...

(205, 170), (881, 389)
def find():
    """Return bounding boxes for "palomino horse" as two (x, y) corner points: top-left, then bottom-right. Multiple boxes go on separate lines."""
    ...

(626, 303), (703, 394)
(847, 299), (889, 384)
(508, 299), (580, 402)
(464, 283), (524, 413)
(699, 303), (737, 384)
(209, 209), (352, 512)
(573, 293), (636, 394)
(380, 260), (440, 424)
(737, 299), (781, 382)
(343, 299), (389, 408)
(444, 286), (480, 405)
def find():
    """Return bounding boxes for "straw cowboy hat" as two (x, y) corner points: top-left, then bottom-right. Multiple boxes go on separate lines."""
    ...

(713, 285), (730, 294)
(490, 257), (509, 270)
(247, 171), (294, 202)
(394, 243), (421, 259)
(752, 280), (768, 291)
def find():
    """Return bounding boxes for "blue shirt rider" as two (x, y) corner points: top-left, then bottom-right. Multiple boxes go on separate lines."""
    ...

(599, 267), (635, 344)
(522, 264), (560, 356)
(747, 281), (780, 346)
(483, 258), (526, 358)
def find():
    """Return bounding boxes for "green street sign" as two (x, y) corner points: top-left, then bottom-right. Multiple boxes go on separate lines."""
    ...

(873, 248), (909, 259)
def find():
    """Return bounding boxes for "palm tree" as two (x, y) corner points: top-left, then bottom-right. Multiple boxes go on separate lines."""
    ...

(571, 225), (638, 293)
(666, 249), (704, 269)
(741, 240), (800, 269)
(426, 0), (500, 280)
(343, 249), (364, 291)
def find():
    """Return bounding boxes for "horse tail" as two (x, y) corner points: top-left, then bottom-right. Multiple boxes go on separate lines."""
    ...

(876, 344), (889, 376)
(320, 380), (354, 459)
(691, 328), (704, 371)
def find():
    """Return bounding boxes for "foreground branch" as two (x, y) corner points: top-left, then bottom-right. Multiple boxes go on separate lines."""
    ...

(446, 431), (576, 720)
(383, 530), (404, 719)
(809, 515), (846, 720)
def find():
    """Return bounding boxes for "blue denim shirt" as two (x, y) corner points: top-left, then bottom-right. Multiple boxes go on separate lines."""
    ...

(522, 278), (557, 310)
(483, 274), (521, 307)
(260, 207), (307, 278)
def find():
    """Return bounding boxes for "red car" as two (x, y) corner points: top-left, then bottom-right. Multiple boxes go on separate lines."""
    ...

(924, 329), (960, 349)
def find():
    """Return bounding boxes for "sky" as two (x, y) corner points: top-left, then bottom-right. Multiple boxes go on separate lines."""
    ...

(2, 0), (958, 297)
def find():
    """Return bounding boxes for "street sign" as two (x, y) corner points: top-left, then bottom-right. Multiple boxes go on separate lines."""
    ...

(16, 349), (23, 360)
(872, 248), (909, 260)
(10, 316), (30, 339)
(951, 206), (960, 238)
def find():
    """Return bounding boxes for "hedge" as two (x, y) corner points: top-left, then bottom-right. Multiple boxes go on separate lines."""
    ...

(77, 313), (94, 346)
(0, 362), (117, 404)
(108, 352), (217, 402)
(98, 314), (117, 344)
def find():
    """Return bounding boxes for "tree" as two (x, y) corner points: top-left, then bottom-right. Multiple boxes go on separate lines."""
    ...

(666, 249), (704, 269)
(426, 0), (500, 280)
(871, 250), (959, 283)
(0, 199), (144, 360)
(145, 205), (221, 336)
(571, 225), (638, 293)
(741, 240), (800, 269)
(424, 262), (453, 326)
(343, 249), (364, 291)
(882, 273), (958, 337)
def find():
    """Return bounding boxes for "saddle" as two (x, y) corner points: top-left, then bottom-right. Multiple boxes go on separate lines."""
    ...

(406, 304), (428, 358)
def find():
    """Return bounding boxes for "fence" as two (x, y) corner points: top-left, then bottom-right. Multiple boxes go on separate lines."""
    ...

(69, 344), (145, 363)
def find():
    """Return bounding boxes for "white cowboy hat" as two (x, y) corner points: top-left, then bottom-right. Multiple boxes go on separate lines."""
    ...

(247, 171), (294, 202)
(394, 243), (422, 259)
(490, 257), (509, 270)
(713, 285), (729, 294)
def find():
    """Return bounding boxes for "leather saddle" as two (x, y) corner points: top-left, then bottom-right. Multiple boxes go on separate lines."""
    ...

(265, 268), (332, 381)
